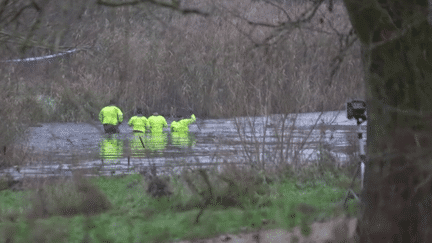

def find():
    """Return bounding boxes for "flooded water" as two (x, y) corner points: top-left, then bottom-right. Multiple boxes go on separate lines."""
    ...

(1, 111), (367, 180)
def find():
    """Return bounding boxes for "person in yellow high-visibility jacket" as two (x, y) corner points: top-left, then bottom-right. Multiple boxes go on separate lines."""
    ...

(128, 108), (148, 157)
(147, 112), (168, 153)
(170, 114), (196, 133)
(170, 114), (197, 147)
(128, 108), (149, 133)
(99, 100), (123, 134)
(147, 112), (167, 133)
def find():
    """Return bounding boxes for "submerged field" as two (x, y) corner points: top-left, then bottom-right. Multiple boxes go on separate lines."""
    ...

(0, 164), (360, 242)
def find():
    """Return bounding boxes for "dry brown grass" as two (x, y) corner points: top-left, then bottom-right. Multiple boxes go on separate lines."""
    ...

(1, 0), (363, 122)
(176, 216), (358, 243)
(1, 145), (29, 170)
(152, 161), (277, 216)
(25, 173), (111, 219)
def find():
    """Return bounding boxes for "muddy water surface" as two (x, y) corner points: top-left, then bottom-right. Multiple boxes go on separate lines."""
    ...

(1, 111), (367, 180)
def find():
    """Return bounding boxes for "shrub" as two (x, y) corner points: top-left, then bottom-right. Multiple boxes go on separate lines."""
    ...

(26, 176), (111, 219)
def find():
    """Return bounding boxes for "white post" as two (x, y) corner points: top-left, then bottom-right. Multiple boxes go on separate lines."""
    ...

(361, 161), (365, 189)
(357, 121), (365, 189)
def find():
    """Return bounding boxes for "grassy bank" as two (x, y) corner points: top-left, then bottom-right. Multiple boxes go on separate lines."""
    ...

(0, 163), (360, 242)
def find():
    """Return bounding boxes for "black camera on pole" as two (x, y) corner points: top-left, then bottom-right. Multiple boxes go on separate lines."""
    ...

(347, 99), (367, 125)
(346, 99), (367, 192)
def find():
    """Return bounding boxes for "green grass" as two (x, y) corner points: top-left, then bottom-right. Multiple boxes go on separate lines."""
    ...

(0, 170), (359, 243)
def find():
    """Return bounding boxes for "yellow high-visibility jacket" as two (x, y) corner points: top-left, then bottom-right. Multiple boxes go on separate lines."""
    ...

(99, 105), (123, 125)
(128, 115), (149, 133)
(170, 114), (196, 132)
(147, 115), (168, 133)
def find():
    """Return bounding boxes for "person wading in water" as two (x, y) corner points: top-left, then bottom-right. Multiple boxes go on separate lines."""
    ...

(170, 114), (196, 148)
(146, 112), (168, 153)
(99, 99), (124, 134)
(128, 108), (149, 133)
(128, 108), (148, 156)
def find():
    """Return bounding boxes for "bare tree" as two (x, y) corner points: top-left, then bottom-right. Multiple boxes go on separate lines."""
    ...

(0, 0), (92, 57)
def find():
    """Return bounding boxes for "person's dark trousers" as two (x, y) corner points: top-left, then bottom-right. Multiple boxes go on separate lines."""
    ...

(103, 124), (120, 134)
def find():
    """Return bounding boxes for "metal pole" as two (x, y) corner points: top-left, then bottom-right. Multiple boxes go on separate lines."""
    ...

(357, 119), (366, 189)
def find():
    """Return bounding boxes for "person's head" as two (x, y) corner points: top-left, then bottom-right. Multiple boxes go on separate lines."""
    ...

(136, 108), (143, 115)
(153, 112), (159, 116)
(109, 99), (116, 106)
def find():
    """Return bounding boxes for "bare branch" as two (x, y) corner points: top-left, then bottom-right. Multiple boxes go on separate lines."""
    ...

(96, 0), (141, 7)
(222, 16), (261, 46)
(327, 34), (358, 85)
(0, 1), (39, 27)
(0, 30), (80, 54)
(263, 0), (291, 22)
(0, 0), (11, 20)
(300, 26), (340, 36)
(218, 0), (331, 49)
(296, 0), (325, 24)
(245, 19), (282, 28)
(31, 1), (41, 12)
(97, 0), (209, 16)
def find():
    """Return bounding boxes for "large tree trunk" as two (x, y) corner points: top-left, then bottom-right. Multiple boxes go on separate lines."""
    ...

(343, 0), (432, 241)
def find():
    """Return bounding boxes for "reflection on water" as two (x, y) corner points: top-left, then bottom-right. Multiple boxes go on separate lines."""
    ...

(172, 132), (196, 148)
(146, 132), (168, 154)
(99, 134), (124, 164)
(129, 133), (146, 158)
(99, 131), (197, 160)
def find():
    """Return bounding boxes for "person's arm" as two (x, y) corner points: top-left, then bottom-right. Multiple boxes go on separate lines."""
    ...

(117, 107), (124, 123)
(186, 114), (196, 126)
(148, 117), (153, 129)
(170, 121), (177, 132)
(99, 108), (104, 123)
(128, 117), (134, 127)
(181, 115), (196, 127)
